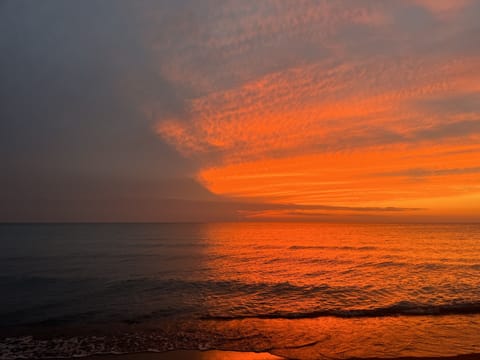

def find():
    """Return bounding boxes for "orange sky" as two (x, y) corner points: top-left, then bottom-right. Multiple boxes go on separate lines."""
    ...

(3, 1), (480, 222)
(152, 0), (480, 221)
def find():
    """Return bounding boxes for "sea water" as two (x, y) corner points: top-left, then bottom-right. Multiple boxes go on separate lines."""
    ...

(1, 223), (480, 359)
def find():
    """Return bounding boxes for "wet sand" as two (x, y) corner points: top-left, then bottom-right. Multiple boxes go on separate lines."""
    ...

(84, 351), (480, 360)
(86, 350), (284, 360)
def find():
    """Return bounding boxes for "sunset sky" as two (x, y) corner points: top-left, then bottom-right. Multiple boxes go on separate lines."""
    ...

(1, 0), (479, 222)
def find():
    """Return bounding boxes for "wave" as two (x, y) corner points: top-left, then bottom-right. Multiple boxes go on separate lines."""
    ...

(202, 301), (480, 320)
(3, 276), (480, 329)
(289, 245), (378, 251)
(2, 276), (479, 304)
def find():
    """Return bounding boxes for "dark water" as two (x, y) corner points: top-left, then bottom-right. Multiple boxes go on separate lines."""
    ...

(1, 223), (480, 359)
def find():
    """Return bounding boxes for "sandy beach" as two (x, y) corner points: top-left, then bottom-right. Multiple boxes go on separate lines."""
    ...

(85, 350), (284, 360)
(84, 351), (480, 360)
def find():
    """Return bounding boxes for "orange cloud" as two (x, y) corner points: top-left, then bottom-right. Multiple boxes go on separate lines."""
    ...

(412, 0), (473, 19)
(152, 1), (480, 221)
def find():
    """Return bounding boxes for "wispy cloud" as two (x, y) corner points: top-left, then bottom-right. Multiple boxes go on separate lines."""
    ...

(149, 2), (480, 221)
(376, 166), (480, 178)
(3, 1), (479, 221)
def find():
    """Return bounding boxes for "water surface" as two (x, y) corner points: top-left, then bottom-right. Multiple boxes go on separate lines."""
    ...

(1, 223), (480, 359)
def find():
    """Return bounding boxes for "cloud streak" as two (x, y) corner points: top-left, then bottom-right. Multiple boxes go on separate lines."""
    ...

(2, 0), (479, 221)
(148, 1), (480, 220)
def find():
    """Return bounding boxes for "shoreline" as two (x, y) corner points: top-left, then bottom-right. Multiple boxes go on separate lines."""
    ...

(82, 351), (480, 360)
(84, 350), (285, 360)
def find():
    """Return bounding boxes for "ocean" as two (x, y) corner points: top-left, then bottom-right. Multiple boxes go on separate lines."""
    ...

(1, 223), (480, 359)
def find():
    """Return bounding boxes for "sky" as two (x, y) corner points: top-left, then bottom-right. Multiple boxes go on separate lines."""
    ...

(1, 0), (479, 222)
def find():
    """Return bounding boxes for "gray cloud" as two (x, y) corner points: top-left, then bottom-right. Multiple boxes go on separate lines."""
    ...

(0, 0), (200, 221)
(414, 93), (480, 115)
(321, 119), (480, 153)
(411, 119), (480, 142)
(1, 0), (478, 221)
